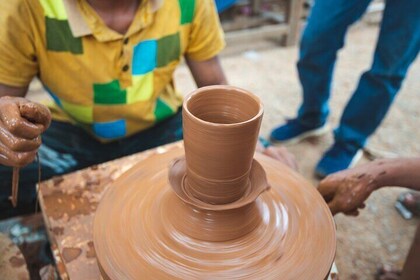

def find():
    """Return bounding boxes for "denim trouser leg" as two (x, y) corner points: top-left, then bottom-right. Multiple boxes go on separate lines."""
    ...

(297, 0), (372, 127)
(335, 0), (420, 148)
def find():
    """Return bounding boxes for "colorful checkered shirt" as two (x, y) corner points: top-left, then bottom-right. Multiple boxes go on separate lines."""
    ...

(0, 0), (225, 141)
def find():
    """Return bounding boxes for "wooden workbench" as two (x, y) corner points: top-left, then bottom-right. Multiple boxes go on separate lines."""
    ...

(39, 141), (337, 279)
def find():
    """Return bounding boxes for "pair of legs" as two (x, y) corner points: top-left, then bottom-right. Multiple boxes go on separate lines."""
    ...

(0, 111), (183, 219)
(299, 0), (419, 147)
(271, 0), (420, 176)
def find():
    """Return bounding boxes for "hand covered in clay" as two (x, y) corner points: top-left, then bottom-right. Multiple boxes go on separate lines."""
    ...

(255, 141), (298, 171)
(262, 146), (299, 171)
(318, 164), (382, 216)
(0, 96), (51, 167)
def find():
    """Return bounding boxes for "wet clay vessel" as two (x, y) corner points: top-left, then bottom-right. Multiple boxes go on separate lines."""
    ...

(93, 86), (336, 279)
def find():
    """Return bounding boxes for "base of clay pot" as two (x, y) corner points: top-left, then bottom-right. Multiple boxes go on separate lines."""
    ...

(93, 146), (336, 280)
(169, 157), (270, 210)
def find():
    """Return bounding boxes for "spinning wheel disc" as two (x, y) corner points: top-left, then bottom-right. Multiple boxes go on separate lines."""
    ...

(93, 146), (336, 280)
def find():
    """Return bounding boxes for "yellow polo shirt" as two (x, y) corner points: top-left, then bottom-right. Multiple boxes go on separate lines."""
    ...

(0, 0), (225, 141)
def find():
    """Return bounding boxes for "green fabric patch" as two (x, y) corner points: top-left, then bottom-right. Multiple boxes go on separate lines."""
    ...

(45, 17), (83, 54)
(127, 73), (154, 103)
(61, 101), (93, 123)
(93, 80), (127, 104)
(40, 0), (67, 20)
(157, 33), (180, 67)
(154, 98), (174, 122)
(178, 0), (195, 24)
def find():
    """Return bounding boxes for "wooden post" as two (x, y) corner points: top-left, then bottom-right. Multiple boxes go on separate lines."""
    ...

(251, 0), (262, 15)
(284, 0), (304, 46)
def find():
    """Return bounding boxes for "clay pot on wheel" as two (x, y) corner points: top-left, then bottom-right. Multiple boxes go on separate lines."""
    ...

(93, 86), (337, 280)
(182, 85), (263, 205)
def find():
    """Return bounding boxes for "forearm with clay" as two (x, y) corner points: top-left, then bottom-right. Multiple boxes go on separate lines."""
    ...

(318, 157), (420, 216)
(372, 158), (420, 191)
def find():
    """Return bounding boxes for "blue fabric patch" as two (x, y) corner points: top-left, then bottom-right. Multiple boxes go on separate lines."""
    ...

(44, 86), (62, 107)
(92, 119), (126, 139)
(132, 39), (157, 75)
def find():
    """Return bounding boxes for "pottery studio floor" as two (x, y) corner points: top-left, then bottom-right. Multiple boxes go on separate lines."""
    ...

(26, 22), (420, 279)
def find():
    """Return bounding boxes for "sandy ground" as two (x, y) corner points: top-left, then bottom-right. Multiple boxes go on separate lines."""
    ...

(27, 22), (419, 279)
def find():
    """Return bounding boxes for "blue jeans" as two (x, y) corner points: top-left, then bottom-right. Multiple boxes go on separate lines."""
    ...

(0, 111), (183, 219)
(297, 0), (420, 148)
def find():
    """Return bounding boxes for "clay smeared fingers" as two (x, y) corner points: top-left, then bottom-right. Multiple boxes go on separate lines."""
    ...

(262, 147), (299, 171)
(0, 141), (37, 167)
(327, 201), (339, 216)
(19, 102), (51, 131)
(318, 180), (338, 203)
(343, 209), (360, 216)
(0, 127), (41, 152)
(0, 104), (44, 139)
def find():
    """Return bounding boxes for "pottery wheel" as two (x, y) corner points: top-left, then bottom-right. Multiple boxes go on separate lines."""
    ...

(93, 146), (336, 279)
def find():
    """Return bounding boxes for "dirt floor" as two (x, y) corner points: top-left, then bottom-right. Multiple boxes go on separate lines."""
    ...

(26, 22), (419, 279)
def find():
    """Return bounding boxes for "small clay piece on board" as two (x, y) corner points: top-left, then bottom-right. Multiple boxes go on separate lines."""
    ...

(93, 86), (336, 279)
(62, 247), (82, 263)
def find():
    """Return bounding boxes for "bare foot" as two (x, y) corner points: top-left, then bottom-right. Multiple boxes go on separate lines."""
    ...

(401, 192), (420, 216)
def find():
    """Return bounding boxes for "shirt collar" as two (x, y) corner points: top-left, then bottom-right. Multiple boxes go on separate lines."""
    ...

(63, 0), (161, 39)
(63, 0), (92, 38)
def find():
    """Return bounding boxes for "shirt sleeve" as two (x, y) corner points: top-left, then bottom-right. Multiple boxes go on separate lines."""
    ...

(0, 0), (38, 87)
(185, 0), (226, 61)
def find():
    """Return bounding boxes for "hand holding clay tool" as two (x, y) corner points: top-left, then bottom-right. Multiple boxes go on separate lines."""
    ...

(0, 96), (51, 207)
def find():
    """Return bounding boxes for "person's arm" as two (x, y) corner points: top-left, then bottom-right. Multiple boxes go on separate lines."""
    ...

(185, 56), (227, 87)
(318, 158), (420, 215)
(373, 158), (420, 190)
(183, 0), (227, 87)
(0, 84), (28, 98)
(0, 2), (51, 168)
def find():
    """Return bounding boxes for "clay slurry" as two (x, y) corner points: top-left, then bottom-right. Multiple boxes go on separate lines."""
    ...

(94, 147), (336, 279)
(0, 97), (51, 207)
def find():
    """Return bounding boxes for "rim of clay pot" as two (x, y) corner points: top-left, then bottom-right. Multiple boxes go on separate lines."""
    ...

(183, 85), (264, 128)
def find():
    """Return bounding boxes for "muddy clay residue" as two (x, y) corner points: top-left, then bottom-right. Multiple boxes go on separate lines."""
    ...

(94, 147), (336, 279)
(17, 272), (29, 280)
(51, 227), (64, 236)
(52, 176), (64, 187)
(62, 247), (82, 263)
(86, 241), (96, 259)
(43, 189), (97, 220)
(9, 256), (26, 268)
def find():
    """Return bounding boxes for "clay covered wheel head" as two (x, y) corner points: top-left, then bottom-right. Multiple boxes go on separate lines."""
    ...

(93, 148), (336, 279)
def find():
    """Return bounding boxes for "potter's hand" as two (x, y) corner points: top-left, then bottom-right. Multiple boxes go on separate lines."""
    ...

(256, 141), (298, 171)
(0, 96), (51, 167)
(318, 166), (380, 216)
(262, 146), (298, 171)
